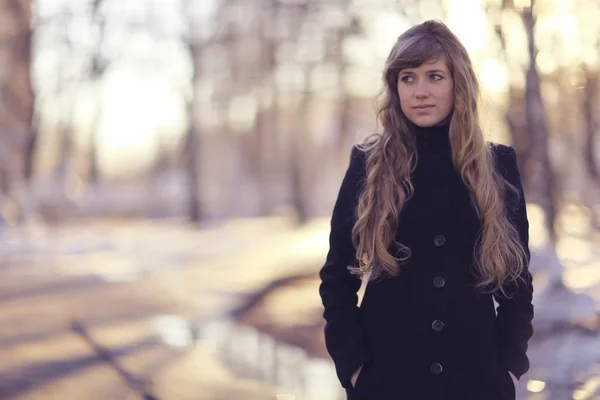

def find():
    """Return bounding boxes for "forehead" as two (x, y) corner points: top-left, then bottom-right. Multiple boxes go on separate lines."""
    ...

(401, 55), (449, 72)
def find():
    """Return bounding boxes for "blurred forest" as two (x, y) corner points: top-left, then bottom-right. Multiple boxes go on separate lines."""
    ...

(1, 0), (600, 302)
(2, 1), (600, 398)
(0, 0), (597, 225)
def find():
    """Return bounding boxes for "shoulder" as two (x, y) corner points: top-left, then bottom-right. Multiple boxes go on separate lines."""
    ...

(489, 142), (516, 159)
(488, 143), (523, 189)
(488, 142), (518, 172)
(348, 145), (366, 175)
(348, 136), (379, 173)
(350, 144), (366, 162)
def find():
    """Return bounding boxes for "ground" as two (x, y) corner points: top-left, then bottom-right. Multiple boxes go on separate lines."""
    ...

(1, 215), (599, 399)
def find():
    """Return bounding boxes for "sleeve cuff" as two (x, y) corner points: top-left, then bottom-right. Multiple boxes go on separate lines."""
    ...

(336, 344), (370, 388)
(499, 350), (529, 380)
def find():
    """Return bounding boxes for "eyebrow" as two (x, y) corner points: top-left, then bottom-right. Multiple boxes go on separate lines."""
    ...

(401, 68), (447, 74)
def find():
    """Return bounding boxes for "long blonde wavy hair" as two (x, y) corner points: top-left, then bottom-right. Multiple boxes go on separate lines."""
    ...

(348, 20), (527, 294)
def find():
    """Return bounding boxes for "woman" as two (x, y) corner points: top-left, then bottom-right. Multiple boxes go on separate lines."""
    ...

(318, 20), (534, 400)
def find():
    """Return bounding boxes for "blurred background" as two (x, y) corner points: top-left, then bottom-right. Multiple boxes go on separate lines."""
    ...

(0, 0), (599, 399)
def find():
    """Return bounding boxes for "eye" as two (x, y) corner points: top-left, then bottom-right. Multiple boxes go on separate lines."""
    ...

(400, 75), (413, 83)
(430, 73), (443, 81)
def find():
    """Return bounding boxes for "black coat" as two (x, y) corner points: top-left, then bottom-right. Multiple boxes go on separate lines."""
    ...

(319, 127), (534, 400)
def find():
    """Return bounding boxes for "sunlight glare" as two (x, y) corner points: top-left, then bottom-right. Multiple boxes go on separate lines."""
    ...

(556, 237), (592, 264)
(373, 13), (410, 59)
(99, 67), (186, 176)
(527, 379), (546, 393)
(525, 204), (548, 249)
(572, 375), (600, 400)
(478, 59), (508, 93)
(446, 0), (489, 55)
(150, 314), (193, 348)
(563, 261), (600, 291)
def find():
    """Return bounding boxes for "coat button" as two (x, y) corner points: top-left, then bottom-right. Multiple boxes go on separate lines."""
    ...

(432, 320), (445, 332)
(430, 363), (443, 375)
(434, 235), (446, 247)
(433, 276), (446, 288)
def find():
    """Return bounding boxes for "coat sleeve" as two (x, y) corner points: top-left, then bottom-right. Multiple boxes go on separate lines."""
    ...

(318, 145), (369, 389)
(493, 145), (534, 380)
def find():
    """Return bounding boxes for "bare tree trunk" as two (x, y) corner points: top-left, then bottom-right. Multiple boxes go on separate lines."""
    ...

(57, 121), (74, 187)
(177, 0), (204, 222)
(582, 64), (599, 181)
(491, 15), (532, 189)
(6, 0), (34, 144)
(86, 0), (109, 187)
(252, 103), (272, 216)
(185, 40), (202, 223)
(23, 113), (37, 181)
(522, 5), (558, 246)
(88, 93), (103, 186)
(505, 87), (531, 181)
(265, 0), (282, 183)
(15, 0), (35, 182)
(53, 89), (77, 190)
(334, 25), (351, 150)
(0, 0), (36, 222)
(289, 133), (308, 224)
(0, 149), (9, 196)
(185, 113), (201, 222)
(251, 6), (279, 217)
(289, 64), (314, 225)
(581, 64), (600, 231)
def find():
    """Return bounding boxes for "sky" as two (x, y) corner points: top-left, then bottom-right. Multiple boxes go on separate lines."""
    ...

(31, 0), (584, 177)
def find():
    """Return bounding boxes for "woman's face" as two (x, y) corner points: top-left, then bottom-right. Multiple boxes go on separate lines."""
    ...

(397, 54), (454, 127)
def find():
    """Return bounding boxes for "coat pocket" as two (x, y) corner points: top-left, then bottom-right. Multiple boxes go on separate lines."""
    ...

(351, 360), (372, 397)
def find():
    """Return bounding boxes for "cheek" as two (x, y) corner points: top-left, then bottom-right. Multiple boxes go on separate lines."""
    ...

(397, 89), (411, 113)
(441, 87), (454, 110)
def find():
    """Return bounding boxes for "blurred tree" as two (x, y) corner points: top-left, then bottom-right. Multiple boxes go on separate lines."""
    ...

(86, 0), (110, 186)
(181, 0), (205, 223)
(490, 0), (557, 240)
(13, 0), (35, 182)
(521, 1), (558, 245)
(250, 0), (281, 217)
(489, 0), (598, 326)
(287, 0), (370, 224)
(32, 2), (103, 206)
(0, 0), (36, 222)
(288, 1), (317, 224)
(39, 0), (111, 188)
(582, 64), (599, 183)
(579, 16), (600, 230)
(330, 1), (360, 150)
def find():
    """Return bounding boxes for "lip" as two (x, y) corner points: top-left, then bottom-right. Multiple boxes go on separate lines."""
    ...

(413, 105), (434, 109)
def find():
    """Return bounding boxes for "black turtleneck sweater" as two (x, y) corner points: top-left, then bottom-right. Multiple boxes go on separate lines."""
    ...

(319, 129), (534, 399)
(413, 122), (451, 156)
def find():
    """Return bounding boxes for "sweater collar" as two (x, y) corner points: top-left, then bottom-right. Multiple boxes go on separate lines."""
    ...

(411, 122), (450, 155)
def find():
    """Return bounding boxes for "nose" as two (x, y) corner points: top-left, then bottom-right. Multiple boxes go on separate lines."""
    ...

(415, 81), (429, 99)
